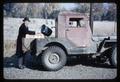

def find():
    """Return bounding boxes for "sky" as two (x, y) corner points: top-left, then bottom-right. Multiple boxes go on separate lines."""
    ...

(59, 3), (77, 10)
(103, 3), (110, 10)
(60, 3), (111, 10)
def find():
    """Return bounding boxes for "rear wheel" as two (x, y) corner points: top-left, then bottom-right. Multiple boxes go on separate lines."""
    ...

(110, 46), (117, 67)
(41, 46), (67, 71)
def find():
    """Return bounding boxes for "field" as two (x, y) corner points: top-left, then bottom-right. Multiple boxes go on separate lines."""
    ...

(3, 17), (117, 79)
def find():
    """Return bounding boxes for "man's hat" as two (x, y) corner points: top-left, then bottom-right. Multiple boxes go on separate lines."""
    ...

(23, 17), (30, 22)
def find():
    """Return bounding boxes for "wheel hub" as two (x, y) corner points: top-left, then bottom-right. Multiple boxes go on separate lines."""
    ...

(49, 53), (60, 64)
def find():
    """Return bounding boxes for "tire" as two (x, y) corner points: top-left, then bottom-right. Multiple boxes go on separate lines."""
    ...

(41, 46), (67, 71)
(110, 46), (117, 67)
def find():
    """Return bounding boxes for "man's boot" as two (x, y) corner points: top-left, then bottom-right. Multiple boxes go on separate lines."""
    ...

(18, 57), (25, 69)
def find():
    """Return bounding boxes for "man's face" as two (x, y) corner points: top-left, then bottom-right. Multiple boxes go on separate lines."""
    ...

(24, 21), (29, 27)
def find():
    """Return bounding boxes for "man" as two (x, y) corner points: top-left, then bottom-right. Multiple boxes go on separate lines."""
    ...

(16, 17), (35, 69)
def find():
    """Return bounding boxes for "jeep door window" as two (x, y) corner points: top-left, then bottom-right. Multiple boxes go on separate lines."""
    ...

(68, 18), (86, 28)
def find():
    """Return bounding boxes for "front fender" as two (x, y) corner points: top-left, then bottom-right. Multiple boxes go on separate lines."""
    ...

(32, 37), (76, 56)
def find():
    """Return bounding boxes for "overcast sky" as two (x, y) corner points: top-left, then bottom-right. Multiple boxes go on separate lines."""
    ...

(59, 3), (77, 10)
(59, 3), (111, 10)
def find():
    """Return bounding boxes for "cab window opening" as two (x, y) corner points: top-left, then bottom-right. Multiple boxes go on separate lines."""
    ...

(68, 18), (86, 28)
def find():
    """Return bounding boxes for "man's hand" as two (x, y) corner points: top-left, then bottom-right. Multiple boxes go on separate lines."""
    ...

(22, 38), (29, 53)
(22, 45), (28, 53)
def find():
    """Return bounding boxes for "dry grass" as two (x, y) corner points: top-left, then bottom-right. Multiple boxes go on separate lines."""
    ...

(4, 40), (16, 57)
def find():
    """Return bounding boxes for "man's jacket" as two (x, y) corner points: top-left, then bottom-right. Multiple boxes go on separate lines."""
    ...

(16, 23), (35, 54)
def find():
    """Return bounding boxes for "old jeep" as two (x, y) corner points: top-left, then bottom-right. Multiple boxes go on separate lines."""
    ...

(30, 12), (117, 71)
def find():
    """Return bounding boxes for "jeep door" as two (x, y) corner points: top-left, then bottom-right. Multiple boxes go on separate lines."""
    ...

(65, 16), (92, 47)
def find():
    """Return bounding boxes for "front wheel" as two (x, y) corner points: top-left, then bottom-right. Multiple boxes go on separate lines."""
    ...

(110, 46), (117, 67)
(41, 46), (67, 71)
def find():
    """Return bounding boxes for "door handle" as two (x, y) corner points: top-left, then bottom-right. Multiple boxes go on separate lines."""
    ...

(66, 29), (70, 31)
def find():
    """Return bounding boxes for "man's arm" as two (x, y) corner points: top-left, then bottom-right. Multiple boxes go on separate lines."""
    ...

(24, 27), (35, 35)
